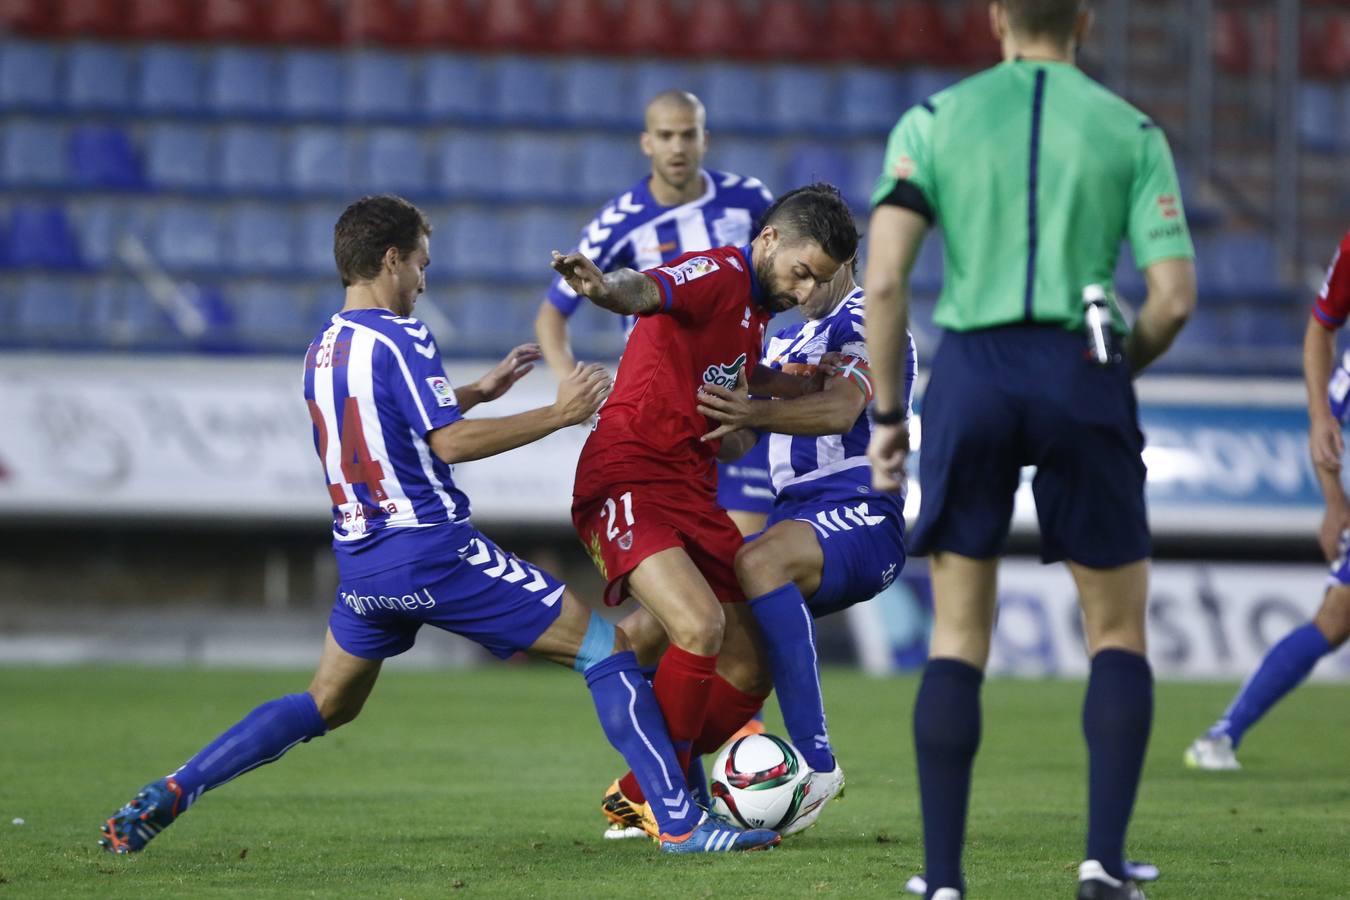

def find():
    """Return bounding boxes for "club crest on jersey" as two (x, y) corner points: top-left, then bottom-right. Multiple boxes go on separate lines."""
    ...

(617, 530), (633, 551)
(703, 353), (747, 389)
(660, 256), (720, 285)
(425, 376), (455, 407)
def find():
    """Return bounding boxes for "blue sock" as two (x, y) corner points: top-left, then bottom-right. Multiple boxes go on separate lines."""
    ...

(686, 754), (712, 810)
(1210, 622), (1331, 749)
(1083, 649), (1153, 882)
(170, 692), (327, 809)
(913, 658), (982, 899)
(749, 583), (835, 772)
(584, 651), (699, 837)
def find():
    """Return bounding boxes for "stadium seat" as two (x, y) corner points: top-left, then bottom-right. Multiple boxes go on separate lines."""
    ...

(613, 0), (688, 56)
(0, 1), (57, 37)
(137, 44), (203, 114)
(57, 0), (124, 37)
(437, 209), (512, 278)
(65, 42), (133, 111)
(1213, 9), (1252, 75)
(501, 133), (575, 201)
(443, 285), (532, 347)
(577, 134), (641, 198)
(220, 125), (285, 192)
(1297, 82), (1339, 153)
(782, 146), (850, 195)
(0, 39), (61, 110)
(288, 127), (353, 195)
(479, 0), (547, 52)
(227, 206), (294, 274)
(491, 56), (557, 124)
(68, 124), (142, 189)
(711, 138), (779, 189)
(280, 50), (345, 119)
(4, 203), (81, 269)
(548, 0), (615, 54)
(1341, 84), (1350, 154)
(200, 0), (260, 42)
(152, 205), (222, 271)
(15, 276), (87, 346)
(360, 129), (431, 196)
(750, 0), (824, 61)
(266, 0), (340, 45)
(341, 0), (414, 47)
(889, 1), (956, 66)
(846, 142), (885, 209)
(127, 0), (198, 40)
(684, 0), (752, 59)
(701, 63), (770, 132)
(839, 67), (909, 135)
(436, 132), (504, 198)
(144, 124), (214, 191)
(909, 230), (944, 295)
(298, 205), (342, 276)
(1200, 234), (1278, 296)
(951, 0), (1001, 66)
(206, 47), (276, 117)
(89, 278), (188, 349)
(558, 58), (632, 128)
(512, 208), (579, 278)
(408, 0), (481, 50)
(1318, 14), (1350, 79)
(1113, 243), (1147, 300)
(822, 0), (890, 64)
(908, 67), (961, 106)
(423, 54), (491, 122)
(764, 65), (835, 134)
(346, 50), (417, 123)
(231, 282), (316, 351)
(69, 198), (149, 269)
(631, 61), (704, 109)
(1, 120), (68, 186)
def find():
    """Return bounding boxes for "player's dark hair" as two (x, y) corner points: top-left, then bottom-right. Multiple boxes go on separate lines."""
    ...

(760, 182), (859, 266)
(333, 195), (432, 288)
(1002, 0), (1083, 43)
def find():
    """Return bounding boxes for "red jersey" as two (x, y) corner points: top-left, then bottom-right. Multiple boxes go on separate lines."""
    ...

(574, 244), (773, 499)
(1312, 229), (1350, 330)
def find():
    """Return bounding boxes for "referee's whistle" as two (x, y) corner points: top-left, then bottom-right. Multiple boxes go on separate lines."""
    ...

(1082, 284), (1113, 366)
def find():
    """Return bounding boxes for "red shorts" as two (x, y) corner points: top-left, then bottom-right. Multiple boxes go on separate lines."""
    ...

(572, 482), (746, 607)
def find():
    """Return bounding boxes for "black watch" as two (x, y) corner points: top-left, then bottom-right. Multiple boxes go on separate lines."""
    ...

(872, 408), (905, 425)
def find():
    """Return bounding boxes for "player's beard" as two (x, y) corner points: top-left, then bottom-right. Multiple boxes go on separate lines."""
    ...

(755, 249), (797, 313)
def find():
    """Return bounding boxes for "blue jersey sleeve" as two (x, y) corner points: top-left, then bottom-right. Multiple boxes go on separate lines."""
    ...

(380, 318), (463, 435)
(544, 200), (641, 317)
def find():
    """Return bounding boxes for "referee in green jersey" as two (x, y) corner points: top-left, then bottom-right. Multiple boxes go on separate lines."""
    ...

(863, 3), (1196, 899)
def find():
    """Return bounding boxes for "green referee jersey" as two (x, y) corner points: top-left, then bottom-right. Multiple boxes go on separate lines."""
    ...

(872, 59), (1194, 333)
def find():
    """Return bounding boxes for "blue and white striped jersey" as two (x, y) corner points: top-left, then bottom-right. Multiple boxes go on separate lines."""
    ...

(763, 287), (918, 502)
(545, 168), (774, 331)
(303, 309), (472, 578)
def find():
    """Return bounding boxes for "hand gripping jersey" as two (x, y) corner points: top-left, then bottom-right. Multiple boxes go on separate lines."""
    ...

(303, 309), (472, 579)
(573, 244), (774, 501)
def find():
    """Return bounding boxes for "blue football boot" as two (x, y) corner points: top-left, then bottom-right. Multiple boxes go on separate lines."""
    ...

(659, 814), (780, 853)
(99, 777), (183, 853)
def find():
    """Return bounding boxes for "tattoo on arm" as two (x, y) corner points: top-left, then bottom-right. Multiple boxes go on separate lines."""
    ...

(592, 269), (661, 316)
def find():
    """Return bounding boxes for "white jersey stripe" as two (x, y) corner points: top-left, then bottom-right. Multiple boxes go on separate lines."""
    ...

(409, 425), (458, 519)
(346, 328), (414, 526)
(337, 315), (436, 434)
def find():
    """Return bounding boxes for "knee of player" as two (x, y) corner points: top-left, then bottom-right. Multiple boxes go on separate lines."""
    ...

(670, 605), (726, 654)
(1315, 588), (1350, 647)
(308, 687), (364, 730)
(734, 537), (793, 596)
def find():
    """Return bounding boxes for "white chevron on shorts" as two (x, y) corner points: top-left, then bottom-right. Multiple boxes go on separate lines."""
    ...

(483, 550), (508, 578)
(502, 557), (527, 583)
(464, 539), (492, 565)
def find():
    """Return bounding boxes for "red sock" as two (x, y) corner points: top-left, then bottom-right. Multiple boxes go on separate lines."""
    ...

(618, 645), (717, 804)
(692, 676), (768, 757)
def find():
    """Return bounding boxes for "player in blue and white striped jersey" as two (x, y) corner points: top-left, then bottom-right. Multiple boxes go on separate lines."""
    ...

(698, 251), (917, 835)
(98, 196), (779, 857)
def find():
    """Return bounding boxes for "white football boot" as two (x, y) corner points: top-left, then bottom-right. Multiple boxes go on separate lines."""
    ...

(1183, 733), (1241, 770)
(1077, 860), (1146, 899)
(780, 762), (845, 837)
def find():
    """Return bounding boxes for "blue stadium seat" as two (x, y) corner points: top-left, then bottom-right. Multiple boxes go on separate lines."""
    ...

(782, 146), (850, 194)
(1341, 85), (1350, 158)
(231, 282), (315, 351)
(68, 124), (142, 189)
(423, 54), (490, 122)
(577, 134), (641, 199)
(1200, 233), (1278, 296)
(839, 66), (908, 135)
(846, 142), (885, 209)
(0, 39), (60, 110)
(910, 231), (944, 295)
(710, 138), (778, 188)
(228, 206), (294, 274)
(558, 58), (631, 127)
(435, 132), (503, 199)
(491, 56), (556, 124)
(5, 203), (81, 269)
(66, 42), (133, 112)
(765, 65), (835, 134)
(144, 124), (214, 191)
(88, 278), (178, 349)
(70, 199), (132, 269)
(298, 205), (341, 276)
(500, 133), (574, 201)
(220, 125), (285, 193)
(1, 120), (68, 186)
(206, 47), (276, 117)
(361, 129), (430, 196)
(631, 62), (703, 112)
(15, 276), (87, 346)
(138, 45), (203, 114)
(436, 209), (512, 278)
(1113, 242), (1146, 300)
(1297, 82), (1338, 153)
(288, 128), (352, 195)
(280, 50), (344, 119)
(347, 51), (417, 122)
(153, 205), (222, 270)
(908, 68), (961, 105)
(512, 209), (578, 278)
(701, 63), (770, 133)
(443, 286), (532, 348)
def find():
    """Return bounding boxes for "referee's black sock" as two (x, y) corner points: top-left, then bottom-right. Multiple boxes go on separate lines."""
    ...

(1082, 648), (1154, 882)
(913, 657), (983, 898)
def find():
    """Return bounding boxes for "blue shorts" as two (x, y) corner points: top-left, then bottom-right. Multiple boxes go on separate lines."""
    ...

(328, 530), (565, 660)
(911, 325), (1150, 567)
(717, 433), (775, 516)
(766, 491), (906, 618)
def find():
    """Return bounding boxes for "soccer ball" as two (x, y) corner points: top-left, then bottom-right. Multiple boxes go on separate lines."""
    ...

(709, 733), (810, 831)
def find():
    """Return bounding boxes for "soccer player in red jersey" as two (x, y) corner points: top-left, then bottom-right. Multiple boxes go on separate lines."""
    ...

(550, 184), (859, 828)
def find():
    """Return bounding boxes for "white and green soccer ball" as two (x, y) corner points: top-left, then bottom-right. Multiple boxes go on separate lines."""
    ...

(709, 733), (810, 831)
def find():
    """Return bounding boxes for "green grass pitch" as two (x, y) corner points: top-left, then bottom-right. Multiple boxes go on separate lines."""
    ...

(1, 665), (1345, 898)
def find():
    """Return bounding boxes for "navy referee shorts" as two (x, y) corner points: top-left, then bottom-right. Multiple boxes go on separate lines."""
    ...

(910, 324), (1150, 568)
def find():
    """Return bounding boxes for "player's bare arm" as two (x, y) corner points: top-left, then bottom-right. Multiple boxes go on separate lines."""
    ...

(453, 343), (542, 413)
(1124, 256), (1197, 375)
(713, 428), (756, 462)
(863, 205), (927, 492)
(699, 367), (867, 442)
(550, 251), (661, 316)
(534, 302), (578, 380)
(428, 363), (610, 464)
(1304, 314), (1345, 473)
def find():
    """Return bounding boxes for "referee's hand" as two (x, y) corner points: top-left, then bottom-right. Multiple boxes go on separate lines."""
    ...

(867, 423), (910, 493)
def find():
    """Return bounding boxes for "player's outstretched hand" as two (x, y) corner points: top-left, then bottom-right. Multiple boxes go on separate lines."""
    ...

(809, 351), (846, 393)
(867, 422), (910, 493)
(554, 362), (611, 425)
(1310, 413), (1344, 474)
(475, 343), (542, 403)
(698, 368), (753, 442)
(551, 251), (606, 300)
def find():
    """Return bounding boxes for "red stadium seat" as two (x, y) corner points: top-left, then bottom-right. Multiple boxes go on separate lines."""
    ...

(267, 0), (340, 45)
(200, 0), (261, 42)
(479, 0), (547, 52)
(685, 0), (753, 60)
(888, 1), (956, 66)
(1212, 8), (1252, 75)
(548, 0), (617, 55)
(56, 0), (127, 37)
(343, 0), (414, 47)
(822, 0), (891, 64)
(752, 0), (825, 61)
(1315, 13), (1350, 78)
(0, 0), (60, 35)
(409, 0), (480, 49)
(613, 0), (688, 56)
(951, 0), (1001, 67)
(126, 0), (197, 40)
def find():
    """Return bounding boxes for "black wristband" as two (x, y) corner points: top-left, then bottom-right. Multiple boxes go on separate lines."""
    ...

(872, 408), (905, 425)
